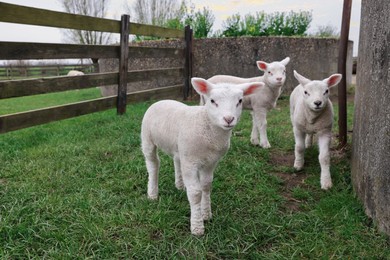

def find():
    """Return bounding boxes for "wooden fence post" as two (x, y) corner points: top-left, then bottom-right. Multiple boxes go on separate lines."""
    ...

(184, 25), (193, 100)
(117, 14), (130, 115)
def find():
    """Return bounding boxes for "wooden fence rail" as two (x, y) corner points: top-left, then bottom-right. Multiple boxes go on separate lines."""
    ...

(0, 2), (193, 134)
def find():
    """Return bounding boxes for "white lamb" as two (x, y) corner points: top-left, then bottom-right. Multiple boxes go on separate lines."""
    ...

(290, 70), (342, 190)
(141, 77), (263, 236)
(67, 70), (84, 76)
(205, 57), (290, 148)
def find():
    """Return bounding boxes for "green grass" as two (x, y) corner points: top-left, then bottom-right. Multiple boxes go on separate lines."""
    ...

(0, 90), (389, 258)
(0, 88), (101, 115)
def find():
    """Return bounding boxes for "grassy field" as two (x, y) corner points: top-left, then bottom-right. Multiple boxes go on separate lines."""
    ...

(0, 89), (389, 258)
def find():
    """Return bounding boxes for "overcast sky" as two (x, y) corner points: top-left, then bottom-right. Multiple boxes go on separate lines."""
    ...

(0, 0), (361, 55)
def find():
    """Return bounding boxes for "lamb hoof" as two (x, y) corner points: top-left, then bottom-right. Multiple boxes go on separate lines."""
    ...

(175, 182), (185, 191)
(147, 194), (158, 200)
(250, 138), (260, 146)
(260, 141), (271, 149)
(293, 162), (304, 171)
(191, 226), (205, 236)
(321, 180), (333, 190)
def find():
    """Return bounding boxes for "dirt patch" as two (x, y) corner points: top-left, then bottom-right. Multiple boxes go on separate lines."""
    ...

(0, 179), (7, 185)
(273, 172), (309, 212)
(269, 152), (295, 167)
(269, 151), (309, 212)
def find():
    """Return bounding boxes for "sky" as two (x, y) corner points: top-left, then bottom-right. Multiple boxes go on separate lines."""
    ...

(0, 0), (361, 55)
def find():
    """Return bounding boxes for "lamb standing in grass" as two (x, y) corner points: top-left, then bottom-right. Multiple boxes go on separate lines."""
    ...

(141, 78), (263, 235)
(290, 70), (342, 190)
(205, 57), (290, 148)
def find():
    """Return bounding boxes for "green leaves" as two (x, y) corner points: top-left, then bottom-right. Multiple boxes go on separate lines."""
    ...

(221, 11), (313, 37)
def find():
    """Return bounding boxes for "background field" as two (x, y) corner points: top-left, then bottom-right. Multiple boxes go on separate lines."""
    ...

(0, 89), (389, 258)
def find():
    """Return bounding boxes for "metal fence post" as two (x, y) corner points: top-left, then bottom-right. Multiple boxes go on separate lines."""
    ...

(184, 25), (193, 100)
(117, 14), (130, 115)
(337, 0), (352, 148)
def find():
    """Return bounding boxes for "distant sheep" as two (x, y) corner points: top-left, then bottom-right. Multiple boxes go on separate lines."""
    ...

(205, 57), (290, 148)
(67, 70), (84, 76)
(141, 77), (263, 235)
(290, 70), (342, 190)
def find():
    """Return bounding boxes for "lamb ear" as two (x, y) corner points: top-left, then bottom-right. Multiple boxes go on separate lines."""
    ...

(293, 70), (311, 86)
(238, 82), (264, 96)
(191, 77), (213, 95)
(280, 57), (290, 66)
(256, 61), (268, 71)
(324, 74), (342, 88)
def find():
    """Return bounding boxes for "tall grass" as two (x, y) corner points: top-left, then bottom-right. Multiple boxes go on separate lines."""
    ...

(0, 90), (389, 258)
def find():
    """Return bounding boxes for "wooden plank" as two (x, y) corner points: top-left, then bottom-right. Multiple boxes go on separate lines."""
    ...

(0, 73), (118, 99)
(130, 23), (184, 39)
(126, 85), (182, 103)
(0, 2), (183, 38)
(0, 42), (183, 60)
(126, 68), (184, 83)
(0, 2), (121, 33)
(0, 68), (184, 99)
(117, 15), (130, 115)
(0, 96), (117, 133)
(0, 42), (119, 60)
(0, 85), (183, 134)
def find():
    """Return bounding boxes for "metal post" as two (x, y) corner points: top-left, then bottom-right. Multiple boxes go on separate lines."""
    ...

(117, 14), (130, 115)
(337, 0), (352, 148)
(184, 25), (193, 100)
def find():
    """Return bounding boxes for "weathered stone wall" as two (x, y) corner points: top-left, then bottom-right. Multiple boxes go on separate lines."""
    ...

(192, 37), (352, 95)
(99, 37), (353, 97)
(351, 0), (390, 236)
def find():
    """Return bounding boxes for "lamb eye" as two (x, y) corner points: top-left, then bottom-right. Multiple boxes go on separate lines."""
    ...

(210, 99), (218, 107)
(237, 99), (243, 106)
(304, 91), (310, 96)
(268, 71), (273, 75)
(324, 89), (329, 95)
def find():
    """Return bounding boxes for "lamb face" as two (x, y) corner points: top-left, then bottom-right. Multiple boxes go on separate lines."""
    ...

(293, 70), (342, 112)
(192, 78), (264, 131)
(257, 57), (290, 88)
(301, 80), (331, 112)
(204, 87), (244, 130)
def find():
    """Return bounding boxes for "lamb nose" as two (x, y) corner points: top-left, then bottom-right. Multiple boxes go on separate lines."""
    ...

(224, 116), (234, 124)
(314, 101), (322, 106)
(276, 77), (282, 81)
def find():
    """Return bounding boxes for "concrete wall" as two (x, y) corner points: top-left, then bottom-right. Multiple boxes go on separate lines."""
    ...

(99, 37), (353, 97)
(351, 0), (390, 236)
(192, 37), (352, 95)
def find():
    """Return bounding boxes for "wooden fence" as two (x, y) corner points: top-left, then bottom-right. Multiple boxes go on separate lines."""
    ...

(0, 2), (193, 134)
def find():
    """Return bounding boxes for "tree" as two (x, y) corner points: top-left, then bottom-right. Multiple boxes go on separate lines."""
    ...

(220, 11), (312, 37)
(59, 0), (112, 68)
(127, 0), (215, 39)
(126, 0), (184, 26)
(184, 6), (215, 38)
